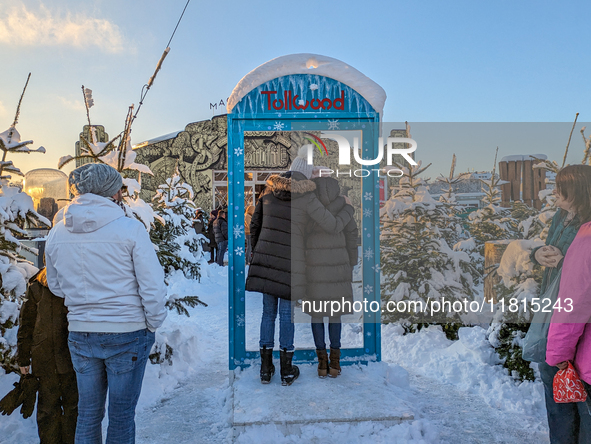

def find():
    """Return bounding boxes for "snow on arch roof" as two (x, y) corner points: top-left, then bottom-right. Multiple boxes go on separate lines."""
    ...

(226, 53), (387, 115)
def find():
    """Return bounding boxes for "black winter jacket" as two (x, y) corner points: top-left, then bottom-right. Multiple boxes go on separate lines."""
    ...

(246, 172), (354, 300)
(303, 177), (358, 316)
(207, 211), (218, 249)
(213, 215), (228, 243)
(17, 269), (74, 376)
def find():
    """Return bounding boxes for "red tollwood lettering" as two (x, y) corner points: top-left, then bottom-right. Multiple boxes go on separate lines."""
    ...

(260, 91), (345, 111)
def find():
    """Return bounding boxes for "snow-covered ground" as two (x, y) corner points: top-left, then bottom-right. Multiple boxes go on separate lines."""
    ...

(1, 263), (549, 443)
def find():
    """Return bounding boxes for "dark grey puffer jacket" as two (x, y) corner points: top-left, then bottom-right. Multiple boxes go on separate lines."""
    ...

(246, 172), (354, 301)
(303, 177), (358, 316)
(213, 215), (228, 243)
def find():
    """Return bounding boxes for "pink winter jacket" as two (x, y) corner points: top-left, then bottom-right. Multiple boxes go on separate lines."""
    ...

(546, 222), (591, 383)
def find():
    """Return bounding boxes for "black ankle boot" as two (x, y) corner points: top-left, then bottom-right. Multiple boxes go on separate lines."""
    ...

(280, 349), (300, 386)
(260, 347), (275, 384)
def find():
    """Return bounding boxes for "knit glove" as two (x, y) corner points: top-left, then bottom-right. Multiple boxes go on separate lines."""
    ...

(0, 380), (24, 416)
(18, 374), (39, 419)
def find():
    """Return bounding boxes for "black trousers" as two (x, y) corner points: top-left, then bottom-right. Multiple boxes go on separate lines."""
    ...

(37, 372), (78, 444)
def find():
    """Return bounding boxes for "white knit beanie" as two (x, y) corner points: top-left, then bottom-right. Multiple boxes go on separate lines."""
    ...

(289, 145), (314, 179)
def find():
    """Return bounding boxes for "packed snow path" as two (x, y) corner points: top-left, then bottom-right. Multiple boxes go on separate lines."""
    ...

(134, 367), (548, 443)
(136, 369), (231, 443)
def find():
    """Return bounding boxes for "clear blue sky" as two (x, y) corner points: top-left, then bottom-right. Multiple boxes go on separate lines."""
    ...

(1, 0), (590, 176)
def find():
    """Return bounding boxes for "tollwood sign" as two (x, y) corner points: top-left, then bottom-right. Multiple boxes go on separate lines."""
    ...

(226, 54), (389, 371)
(261, 90), (346, 111)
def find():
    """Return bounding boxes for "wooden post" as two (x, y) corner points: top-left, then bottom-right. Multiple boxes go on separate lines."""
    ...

(508, 160), (523, 202)
(484, 240), (512, 303)
(498, 161), (511, 207)
(522, 159), (533, 207)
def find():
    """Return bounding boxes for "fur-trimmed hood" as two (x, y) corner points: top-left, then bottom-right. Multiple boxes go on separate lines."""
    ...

(266, 172), (316, 201)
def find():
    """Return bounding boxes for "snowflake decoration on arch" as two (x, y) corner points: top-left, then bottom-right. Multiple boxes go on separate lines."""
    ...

(371, 264), (382, 274)
(363, 208), (372, 218)
(364, 248), (374, 260)
(363, 192), (373, 201)
(234, 147), (243, 157)
(233, 224), (244, 239)
(327, 119), (339, 130)
(273, 122), (285, 131)
(235, 246), (244, 256)
(364, 285), (373, 295)
(236, 314), (245, 327)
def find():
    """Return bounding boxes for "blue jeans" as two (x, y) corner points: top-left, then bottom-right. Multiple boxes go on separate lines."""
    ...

(311, 317), (342, 350)
(217, 240), (228, 266)
(259, 294), (294, 351)
(539, 361), (591, 444)
(68, 329), (155, 444)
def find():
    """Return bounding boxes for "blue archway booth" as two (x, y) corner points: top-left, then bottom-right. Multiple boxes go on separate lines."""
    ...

(226, 54), (386, 371)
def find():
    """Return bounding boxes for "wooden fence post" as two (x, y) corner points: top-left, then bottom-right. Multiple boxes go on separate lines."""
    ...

(484, 240), (512, 302)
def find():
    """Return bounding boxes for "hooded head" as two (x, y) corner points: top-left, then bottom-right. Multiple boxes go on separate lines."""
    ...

(313, 177), (341, 206)
(289, 145), (314, 179)
(68, 163), (123, 198)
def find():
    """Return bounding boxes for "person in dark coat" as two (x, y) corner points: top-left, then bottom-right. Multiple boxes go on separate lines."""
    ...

(213, 208), (228, 266)
(303, 172), (358, 378)
(192, 208), (208, 254)
(246, 146), (354, 386)
(192, 209), (206, 236)
(17, 268), (78, 444)
(207, 209), (218, 263)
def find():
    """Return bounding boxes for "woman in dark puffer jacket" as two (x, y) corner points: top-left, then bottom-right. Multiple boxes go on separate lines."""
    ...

(303, 173), (358, 378)
(246, 162), (354, 386)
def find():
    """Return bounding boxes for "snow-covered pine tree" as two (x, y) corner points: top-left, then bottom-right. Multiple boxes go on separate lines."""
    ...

(0, 75), (51, 372)
(465, 150), (517, 257)
(487, 235), (544, 381)
(380, 161), (476, 339)
(435, 154), (470, 248)
(151, 166), (203, 280)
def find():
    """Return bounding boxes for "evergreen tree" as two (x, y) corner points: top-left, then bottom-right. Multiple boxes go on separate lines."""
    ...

(151, 166), (202, 280)
(435, 154), (471, 248)
(466, 175), (516, 256)
(380, 161), (477, 339)
(0, 75), (50, 372)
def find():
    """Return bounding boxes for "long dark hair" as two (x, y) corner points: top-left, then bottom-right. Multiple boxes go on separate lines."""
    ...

(556, 164), (591, 224)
